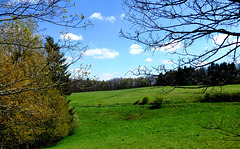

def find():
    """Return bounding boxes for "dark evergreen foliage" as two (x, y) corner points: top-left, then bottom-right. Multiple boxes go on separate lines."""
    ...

(45, 36), (72, 95)
(156, 62), (239, 86)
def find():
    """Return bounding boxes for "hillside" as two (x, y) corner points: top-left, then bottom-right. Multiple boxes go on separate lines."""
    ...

(45, 85), (240, 149)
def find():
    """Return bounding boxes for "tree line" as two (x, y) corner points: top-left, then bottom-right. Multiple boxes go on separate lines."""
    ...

(156, 62), (240, 87)
(70, 77), (157, 92)
(70, 62), (240, 93)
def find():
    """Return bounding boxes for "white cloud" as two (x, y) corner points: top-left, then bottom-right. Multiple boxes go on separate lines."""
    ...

(64, 56), (73, 61)
(89, 12), (104, 20)
(101, 73), (113, 81)
(196, 61), (208, 66)
(84, 48), (119, 59)
(212, 34), (233, 45)
(89, 12), (116, 23)
(120, 13), (125, 19)
(152, 40), (182, 52)
(60, 33), (83, 41)
(145, 58), (153, 62)
(129, 44), (144, 55)
(105, 16), (116, 23)
(62, 56), (72, 65)
(139, 67), (147, 71)
(234, 61), (240, 64)
(100, 72), (120, 81)
(162, 60), (174, 64)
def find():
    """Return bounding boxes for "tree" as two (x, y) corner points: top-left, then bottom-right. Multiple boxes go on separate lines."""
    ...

(0, 0), (89, 96)
(0, 38), (51, 147)
(156, 73), (167, 86)
(121, 0), (240, 67)
(0, 20), (77, 148)
(0, 0), (89, 147)
(0, 0), (88, 28)
(192, 67), (207, 85)
(155, 62), (240, 93)
(141, 79), (148, 87)
(45, 36), (72, 95)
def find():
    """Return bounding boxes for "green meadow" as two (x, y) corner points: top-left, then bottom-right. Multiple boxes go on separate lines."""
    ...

(46, 85), (240, 149)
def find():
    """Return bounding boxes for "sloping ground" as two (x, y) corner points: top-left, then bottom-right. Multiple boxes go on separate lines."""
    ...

(45, 85), (240, 149)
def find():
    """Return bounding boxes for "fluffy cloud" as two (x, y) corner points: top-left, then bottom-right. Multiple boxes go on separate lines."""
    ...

(100, 72), (119, 81)
(195, 61), (208, 66)
(60, 33), (83, 41)
(212, 34), (233, 45)
(235, 61), (240, 64)
(105, 16), (116, 23)
(84, 48), (119, 59)
(145, 58), (153, 62)
(64, 56), (73, 61)
(101, 73), (113, 80)
(152, 40), (182, 52)
(89, 12), (116, 23)
(129, 44), (144, 55)
(162, 60), (174, 64)
(89, 12), (104, 20)
(120, 13), (125, 19)
(62, 56), (72, 65)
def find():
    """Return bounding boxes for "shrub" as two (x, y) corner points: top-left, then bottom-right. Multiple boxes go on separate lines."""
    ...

(198, 92), (240, 102)
(133, 100), (141, 105)
(139, 96), (149, 105)
(150, 96), (164, 109)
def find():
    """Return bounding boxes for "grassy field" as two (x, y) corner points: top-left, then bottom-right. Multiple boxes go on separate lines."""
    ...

(45, 85), (240, 149)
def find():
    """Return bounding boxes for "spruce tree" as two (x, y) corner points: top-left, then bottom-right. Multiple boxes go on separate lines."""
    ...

(45, 36), (72, 95)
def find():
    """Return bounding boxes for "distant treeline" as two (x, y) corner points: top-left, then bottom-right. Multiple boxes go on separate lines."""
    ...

(156, 62), (240, 86)
(69, 62), (240, 93)
(70, 77), (156, 92)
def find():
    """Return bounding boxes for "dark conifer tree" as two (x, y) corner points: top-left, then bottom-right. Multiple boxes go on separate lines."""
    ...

(45, 36), (72, 95)
(156, 73), (167, 86)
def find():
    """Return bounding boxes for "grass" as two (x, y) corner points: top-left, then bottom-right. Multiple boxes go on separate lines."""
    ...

(45, 85), (240, 149)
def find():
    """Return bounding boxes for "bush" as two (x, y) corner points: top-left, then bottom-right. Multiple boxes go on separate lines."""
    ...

(199, 92), (240, 102)
(134, 97), (150, 105)
(133, 100), (141, 105)
(150, 96), (164, 109)
(139, 96), (149, 105)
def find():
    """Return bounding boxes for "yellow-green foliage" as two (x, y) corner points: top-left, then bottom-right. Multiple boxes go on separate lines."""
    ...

(150, 96), (164, 109)
(0, 21), (74, 148)
(42, 89), (73, 140)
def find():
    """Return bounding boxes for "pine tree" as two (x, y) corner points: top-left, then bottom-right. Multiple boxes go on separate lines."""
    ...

(45, 36), (72, 95)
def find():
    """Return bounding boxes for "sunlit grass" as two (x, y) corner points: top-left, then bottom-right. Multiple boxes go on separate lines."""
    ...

(45, 85), (240, 149)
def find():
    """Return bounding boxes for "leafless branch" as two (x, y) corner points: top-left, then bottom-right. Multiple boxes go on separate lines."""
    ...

(121, 0), (240, 65)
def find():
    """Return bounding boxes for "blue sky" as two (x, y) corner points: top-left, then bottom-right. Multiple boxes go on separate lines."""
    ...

(39, 0), (236, 81)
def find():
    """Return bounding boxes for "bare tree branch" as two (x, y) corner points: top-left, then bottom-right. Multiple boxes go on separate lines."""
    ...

(121, 0), (240, 66)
